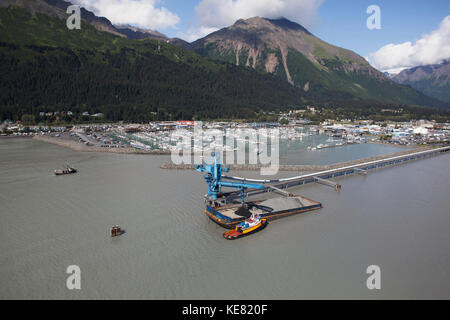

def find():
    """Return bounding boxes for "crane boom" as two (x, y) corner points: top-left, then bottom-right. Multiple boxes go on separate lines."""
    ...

(195, 153), (265, 203)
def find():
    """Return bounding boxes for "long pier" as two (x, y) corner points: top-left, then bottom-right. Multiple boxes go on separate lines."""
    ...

(223, 146), (450, 199)
(161, 147), (440, 172)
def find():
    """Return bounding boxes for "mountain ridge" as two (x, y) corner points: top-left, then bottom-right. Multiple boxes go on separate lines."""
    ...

(0, 0), (448, 123)
(190, 16), (434, 105)
(393, 60), (450, 103)
(0, 5), (321, 122)
(0, 0), (191, 44)
(41, 0), (191, 46)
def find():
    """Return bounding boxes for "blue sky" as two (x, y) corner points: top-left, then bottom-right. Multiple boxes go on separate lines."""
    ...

(72, 0), (450, 73)
(159, 0), (449, 57)
(313, 0), (449, 58)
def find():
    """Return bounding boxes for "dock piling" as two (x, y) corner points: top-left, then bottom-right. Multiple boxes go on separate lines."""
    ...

(267, 185), (295, 197)
(354, 168), (368, 175)
(313, 176), (342, 191)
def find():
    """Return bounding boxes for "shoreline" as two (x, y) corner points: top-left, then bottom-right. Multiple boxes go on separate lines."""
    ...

(0, 135), (33, 139)
(33, 133), (418, 155)
(32, 135), (171, 155)
(31, 134), (433, 172)
(366, 139), (415, 148)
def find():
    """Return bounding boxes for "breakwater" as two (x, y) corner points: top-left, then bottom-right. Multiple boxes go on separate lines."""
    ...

(223, 145), (450, 200)
(160, 147), (432, 171)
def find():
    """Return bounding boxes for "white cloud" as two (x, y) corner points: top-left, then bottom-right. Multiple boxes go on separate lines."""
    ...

(178, 26), (220, 43)
(367, 15), (450, 74)
(70, 0), (180, 30)
(178, 0), (323, 42)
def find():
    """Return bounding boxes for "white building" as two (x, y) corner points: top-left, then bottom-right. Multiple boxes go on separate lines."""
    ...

(413, 127), (429, 135)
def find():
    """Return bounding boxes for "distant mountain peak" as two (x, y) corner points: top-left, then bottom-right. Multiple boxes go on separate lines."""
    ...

(393, 60), (450, 103)
(228, 16), (310, 34)
(232, 16), (309, 31)
(264, 17), (312, 34)
(395, 60), (450, 80)
(0, 0), (179, 41)
(114, 24), (169, 40)
(192, 15), (380, 87)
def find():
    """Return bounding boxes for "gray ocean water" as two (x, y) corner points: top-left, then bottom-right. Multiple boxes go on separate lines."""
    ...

(0, 137), (449, 299)
(278, 135), (404, 165)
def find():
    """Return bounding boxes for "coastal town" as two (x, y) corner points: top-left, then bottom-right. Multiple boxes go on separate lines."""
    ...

(2, 0), (450, 303)
(1, 116), (449, 153)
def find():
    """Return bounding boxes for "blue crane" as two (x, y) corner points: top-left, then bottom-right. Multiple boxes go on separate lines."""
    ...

(195, 153), (265, 204)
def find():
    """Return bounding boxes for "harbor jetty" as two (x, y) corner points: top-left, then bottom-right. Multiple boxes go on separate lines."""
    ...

(193, 147), (450, 230)
(221, 145), (450, 200)
(160, 147), (441, 172)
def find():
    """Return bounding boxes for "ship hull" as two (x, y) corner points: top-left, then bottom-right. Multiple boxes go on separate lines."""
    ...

(205, 196), (322, 229)
(223, 219), (268, 240)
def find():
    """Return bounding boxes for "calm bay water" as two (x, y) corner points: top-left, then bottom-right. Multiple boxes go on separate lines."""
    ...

(0, 138), (449, 299)
(278, 134), (406, 165)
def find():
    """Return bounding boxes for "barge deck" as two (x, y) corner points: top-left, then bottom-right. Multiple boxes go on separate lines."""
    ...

(206, 195), (322, 229)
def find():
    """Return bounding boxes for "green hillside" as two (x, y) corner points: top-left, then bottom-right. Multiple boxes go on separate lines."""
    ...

(0, 6), (316, 122)
(191, 17), (448, 109)
(402, 78), (450, 103)
(0, 6), (447, 124)
(393, 60), (450, 103)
